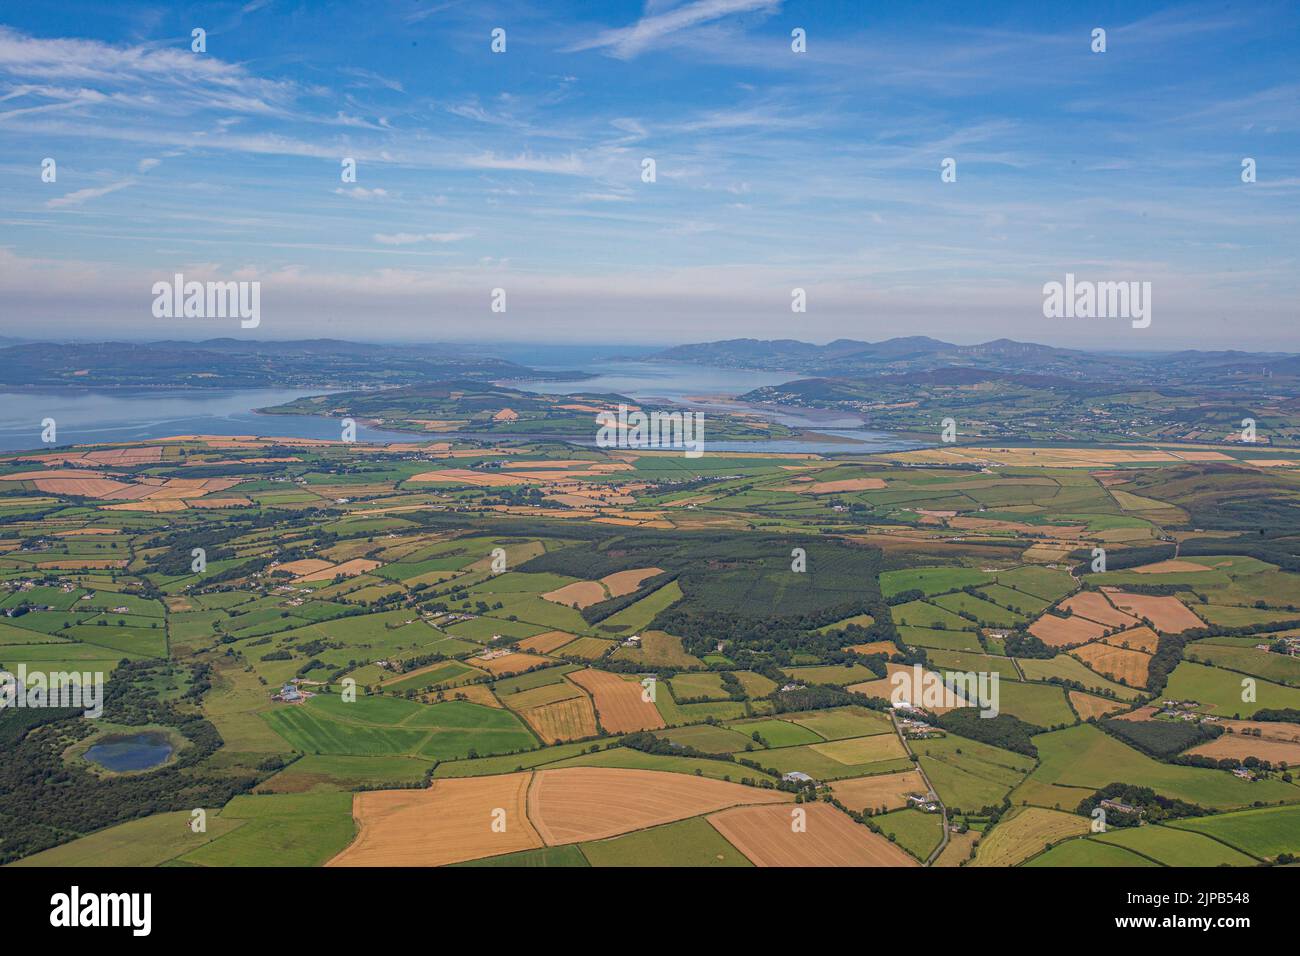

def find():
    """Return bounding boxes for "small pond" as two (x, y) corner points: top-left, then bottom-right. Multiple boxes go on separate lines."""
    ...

(84, 732), (175, 772)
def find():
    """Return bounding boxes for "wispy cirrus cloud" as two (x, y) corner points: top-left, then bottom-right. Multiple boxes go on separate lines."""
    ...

(45, 179), (134, 208)
(566, 0), (782, 59)
(372, 232), (469, 245)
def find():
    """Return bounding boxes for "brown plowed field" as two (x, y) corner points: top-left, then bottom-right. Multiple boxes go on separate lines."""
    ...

(1072, 642), (1151, 688)
(521, 696), (598, 743)
(329, 772), (541, 867)
(541, 580), (607, 608)
(600, 567), (664, 597)
(830, 770), (929, 813)
(527, 766), (789, 845)
(1059, 592), (1140, 628)
(567, 668), (665, 732)
(1068, 691), (1128, 720)
(1107, 593), (1205, 633)
(1186, 735), (1300, 764)
(516, 630), (578, 653)
(708, 803), (919, 867)
(467, 652), (554, 676)
(1028, 613), (1106, 647)
(1102, 626), (1161, 653)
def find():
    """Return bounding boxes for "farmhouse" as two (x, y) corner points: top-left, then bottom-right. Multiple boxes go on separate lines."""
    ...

(1099, 799), (1141, 816)
(906, 793), (941, 812)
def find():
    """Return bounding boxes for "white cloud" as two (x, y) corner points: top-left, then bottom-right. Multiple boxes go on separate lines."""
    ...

(45, 179), (133, 208)
(567, 0), (781, 59)
(334, 186), (389, 199)
(373, 232), (469, 245)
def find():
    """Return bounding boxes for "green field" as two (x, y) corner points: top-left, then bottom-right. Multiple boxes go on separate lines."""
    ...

(262, 694), (537, 760)
(1162, 660), (1300, 715)
(914, 733), (1035, 813)
(173, 792), (356, 867)
(1023, 837), (1156, 867)
(579, 815), (752, 867)
(1029, 723), (1299, 809)
(1168, 803), (1300, 860)
(1094, 824), (1258, 866)
(874, 807), (944, 861)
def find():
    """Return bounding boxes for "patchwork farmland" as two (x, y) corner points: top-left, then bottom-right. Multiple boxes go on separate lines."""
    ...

(4, 430), (1300, 872)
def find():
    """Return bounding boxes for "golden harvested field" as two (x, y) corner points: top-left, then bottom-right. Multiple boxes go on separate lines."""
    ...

(34, 477), (136, 497)
(810, 734), (907, 765)
(1102, 626), (1161, 653)
(297, 558), (381, 581)
(567, 668), (665, 732)
(968, 807), (1089, 867)
(1059, 592), (1140, 628)
(950, 516), (1084, 536)
(527, 767), (789, 844)
(934, 829), (980, 866)
(1132, 560), (1213, 574)
(847, 640), (896, 657)
(275, 558), (334, 576)
(830, 770), (929, 813)
(501, 680), (584, 710)
(516, 630), (579, 654)
(329, 773), (540, 867)
(501, 459), (598, 469)
(600, 567), (664, 597)
(1114, 705), (1158, 722)
(466, 652), (553, 677)
(521, 696), (598, 743)
(444, 683), (501, 708)
(1072, 643), (1151, 688)
(1068, 691), (1128, 720)
(541, 580), (608, 608)
(408, 469), (534, 486)
(1217, 719), (1300, 743)
(1106, 592), (1205, 633)
(102, 499), (185, 512)
(787, 477), (887, 494)
(708, 803), (919, 867)
(1186, 735), (1300, 765)
(883, 446), (1208, 468)
(1028, 613), (1106, 648)
(0, 468), (124, 481)
(845, 663), (968, 713)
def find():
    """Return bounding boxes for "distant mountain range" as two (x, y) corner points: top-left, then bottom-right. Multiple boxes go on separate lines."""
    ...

(652, 337), (1300, 382)
(0, 339), (589, 390)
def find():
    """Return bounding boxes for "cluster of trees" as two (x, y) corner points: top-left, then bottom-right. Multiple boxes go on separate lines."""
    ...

(1077, 782), (1209, 826)
(1003, 630), (1054, 659)
(935, 709), (1043, 757)
(1100, 716), (1223, 759)
(0, 661), (260, 864)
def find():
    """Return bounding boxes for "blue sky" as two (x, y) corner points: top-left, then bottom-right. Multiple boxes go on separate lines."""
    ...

(0, 1), (1296, 349)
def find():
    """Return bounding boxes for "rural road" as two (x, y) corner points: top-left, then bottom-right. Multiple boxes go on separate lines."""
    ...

(891, 710), (949, 865)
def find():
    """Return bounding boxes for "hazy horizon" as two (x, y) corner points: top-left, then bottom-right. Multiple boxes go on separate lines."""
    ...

(2, 1), (1297, 350)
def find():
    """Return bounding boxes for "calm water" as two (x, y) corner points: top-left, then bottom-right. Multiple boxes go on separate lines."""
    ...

(510, 358), (928, 453)
(84, 732), (175, 772)
(0, 388), (413, 452)
(0, 360), (926, 455)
